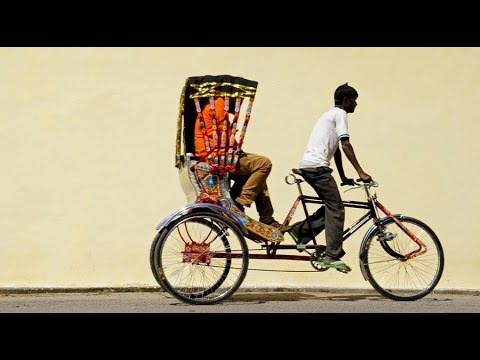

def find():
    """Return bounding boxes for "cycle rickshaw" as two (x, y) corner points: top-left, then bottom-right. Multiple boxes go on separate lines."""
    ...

(150, 74), (444, 305)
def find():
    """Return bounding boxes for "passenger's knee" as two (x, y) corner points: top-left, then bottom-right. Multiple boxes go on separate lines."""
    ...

(261, 157), (272, 172)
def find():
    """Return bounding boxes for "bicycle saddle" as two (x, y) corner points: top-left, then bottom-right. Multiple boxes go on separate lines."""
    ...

(292, 168), (304, 176)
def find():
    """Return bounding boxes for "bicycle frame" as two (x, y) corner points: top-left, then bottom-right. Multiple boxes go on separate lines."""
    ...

(252, 172), (427, 262)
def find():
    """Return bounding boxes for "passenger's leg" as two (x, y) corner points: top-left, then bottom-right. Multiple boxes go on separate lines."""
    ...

(254, 184), (275, 224)
(229, 175), (247, 211)
(232, 152), (275, 224)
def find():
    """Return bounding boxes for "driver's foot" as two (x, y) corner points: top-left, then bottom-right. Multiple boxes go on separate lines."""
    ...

(278, 224), (295, 233)
(315, 255), (352, 273)
(278, 224), (303, 244)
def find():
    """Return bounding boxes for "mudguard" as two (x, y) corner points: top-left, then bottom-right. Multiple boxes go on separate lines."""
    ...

(155, 203), (249, 234)
(359, 213), (403, 281)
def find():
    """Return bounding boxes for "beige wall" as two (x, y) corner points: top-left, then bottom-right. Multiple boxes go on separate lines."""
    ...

(1, 47), (478, 291)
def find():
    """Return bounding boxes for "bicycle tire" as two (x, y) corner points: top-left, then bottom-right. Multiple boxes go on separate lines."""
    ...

(359, 215), (444, 301)
(150, 211), (249, 305)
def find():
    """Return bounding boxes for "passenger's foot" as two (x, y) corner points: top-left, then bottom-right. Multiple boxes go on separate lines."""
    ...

(315, 255), (352, 273)
(233, 201), (245, 212)
(265, 220), (281, 229)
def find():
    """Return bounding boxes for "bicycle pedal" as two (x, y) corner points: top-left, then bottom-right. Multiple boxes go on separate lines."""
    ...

(311, 260), (330, 272)
(336, 266), (352, 274)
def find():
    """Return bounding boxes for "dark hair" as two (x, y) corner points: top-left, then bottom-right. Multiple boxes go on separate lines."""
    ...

(334, 83), (358, 105)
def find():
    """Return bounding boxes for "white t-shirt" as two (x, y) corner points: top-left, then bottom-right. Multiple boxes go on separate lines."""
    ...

(299, 107), (349, 168)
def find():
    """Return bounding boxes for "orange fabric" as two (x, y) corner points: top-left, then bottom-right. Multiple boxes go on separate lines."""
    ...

(194, 97), (234, 160)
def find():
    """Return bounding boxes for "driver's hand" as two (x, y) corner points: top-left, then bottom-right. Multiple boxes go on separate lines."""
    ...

(358, 172), (372, 183)
(340, 178), (355, 186)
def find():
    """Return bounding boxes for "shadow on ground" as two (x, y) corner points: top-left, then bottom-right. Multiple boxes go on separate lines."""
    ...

(223, 291), (383, 304)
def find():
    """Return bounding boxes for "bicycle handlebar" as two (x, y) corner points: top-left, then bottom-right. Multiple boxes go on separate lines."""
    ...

(344, 180), (379, 188)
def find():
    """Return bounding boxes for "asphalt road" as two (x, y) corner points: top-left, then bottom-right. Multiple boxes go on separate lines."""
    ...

(0, 288), (478, 313)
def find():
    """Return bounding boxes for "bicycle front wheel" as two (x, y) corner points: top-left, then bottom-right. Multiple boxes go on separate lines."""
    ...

(150, 211), (249, 305)
(359, 216), (444, 301)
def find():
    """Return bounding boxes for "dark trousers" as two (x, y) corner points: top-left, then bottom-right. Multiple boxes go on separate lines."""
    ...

(292, 166), (346, 259)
